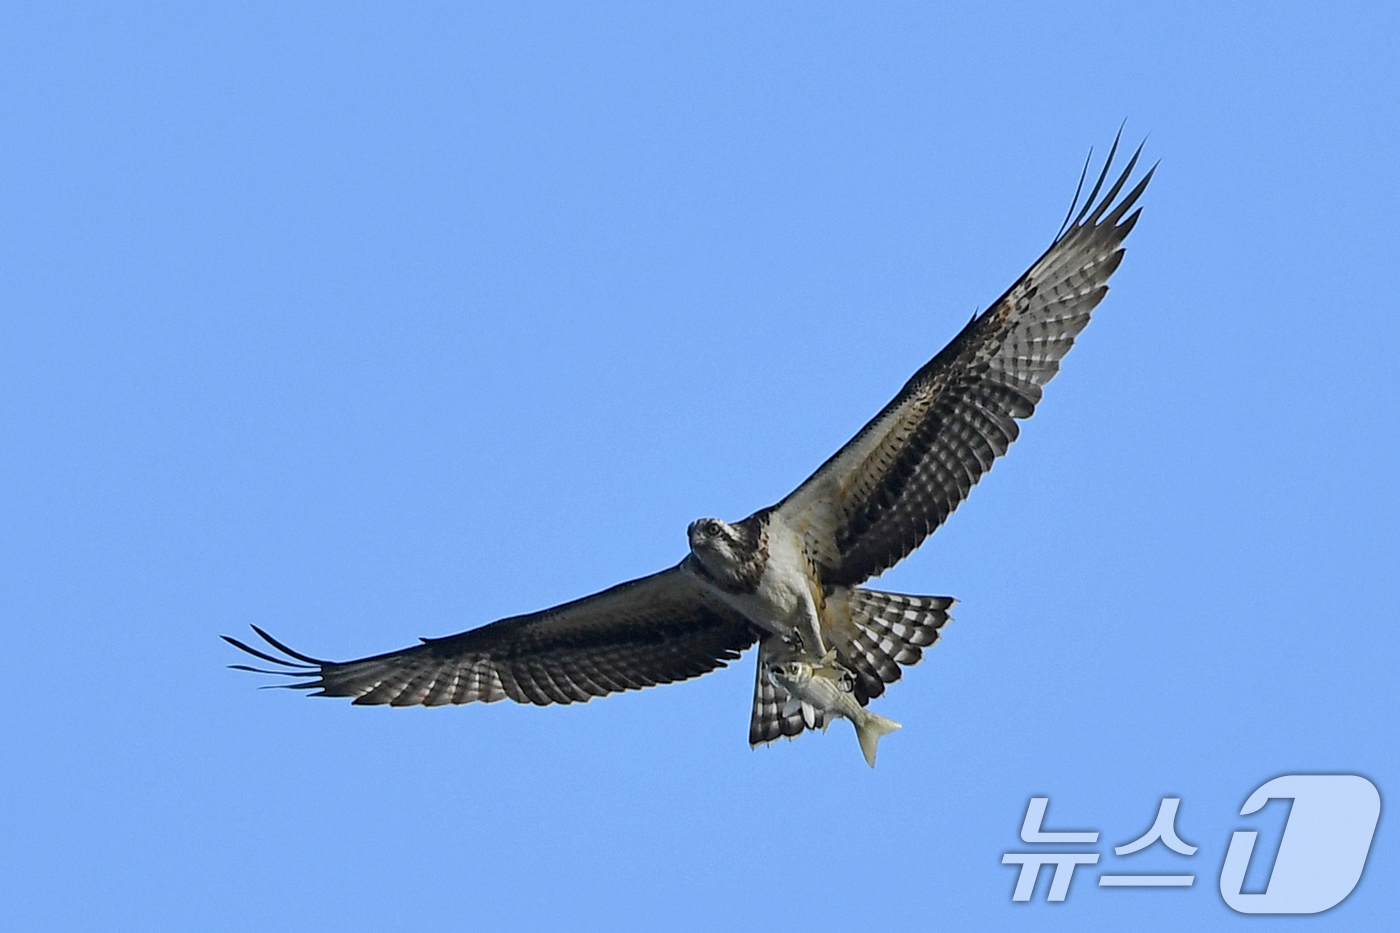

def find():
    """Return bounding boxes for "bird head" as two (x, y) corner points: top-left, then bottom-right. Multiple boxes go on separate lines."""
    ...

(687, 517), (740, 573)
(687, 514), (767, 592)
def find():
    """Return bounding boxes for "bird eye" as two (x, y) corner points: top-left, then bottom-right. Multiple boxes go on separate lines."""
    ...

(705, 520), (721, 537)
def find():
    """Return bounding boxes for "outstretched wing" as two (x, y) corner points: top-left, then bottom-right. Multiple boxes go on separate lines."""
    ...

(225, 563), (758, 707)
(775, 138), (1153, 587)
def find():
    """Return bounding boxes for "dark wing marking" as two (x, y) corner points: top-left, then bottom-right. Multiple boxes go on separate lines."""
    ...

(775, 137), (1153, 586)
(225, 564), (758, 707)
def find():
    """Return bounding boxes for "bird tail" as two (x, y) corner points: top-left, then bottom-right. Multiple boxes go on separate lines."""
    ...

(854, 710), (901, 767)
(826, 589), (954, 701)
(748, 637), (829, 746)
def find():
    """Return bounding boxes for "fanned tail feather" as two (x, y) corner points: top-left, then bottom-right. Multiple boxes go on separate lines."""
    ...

(827, 588), (954, 702)
(748, 589), (950, 749)
(748, 637), (828, 746)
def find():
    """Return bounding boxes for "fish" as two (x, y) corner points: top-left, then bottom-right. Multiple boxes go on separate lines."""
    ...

(765, 650), (901, 767)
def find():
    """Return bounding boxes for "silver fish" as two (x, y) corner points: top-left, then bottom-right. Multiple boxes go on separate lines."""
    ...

(765, 651), (901, 767)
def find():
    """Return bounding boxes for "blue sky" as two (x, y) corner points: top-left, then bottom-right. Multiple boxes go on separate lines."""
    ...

(3, 2), (1397, 930)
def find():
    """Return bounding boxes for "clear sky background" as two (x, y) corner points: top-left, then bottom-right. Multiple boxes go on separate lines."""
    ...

(3, 3), (1397, 930)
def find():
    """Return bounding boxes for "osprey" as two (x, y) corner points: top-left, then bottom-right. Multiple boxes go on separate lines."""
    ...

(227, 138), (1153, 766)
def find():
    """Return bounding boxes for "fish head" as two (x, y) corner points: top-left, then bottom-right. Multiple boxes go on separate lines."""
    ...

(764, 657), (814, 692)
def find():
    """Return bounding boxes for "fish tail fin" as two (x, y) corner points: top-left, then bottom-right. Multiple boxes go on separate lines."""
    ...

(854, 711), (901, 767)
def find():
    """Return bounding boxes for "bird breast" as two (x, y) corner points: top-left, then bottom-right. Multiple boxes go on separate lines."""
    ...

(710, 519), (816, 638)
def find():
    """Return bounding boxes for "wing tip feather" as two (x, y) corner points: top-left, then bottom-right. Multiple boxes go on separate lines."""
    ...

(1058, 129), (1154, 244)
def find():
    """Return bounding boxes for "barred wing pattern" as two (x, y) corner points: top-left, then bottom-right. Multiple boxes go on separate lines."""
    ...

(777, 142), (1153, 587)
(226, 138), (1151, 764)
(226, 565), (758, 707)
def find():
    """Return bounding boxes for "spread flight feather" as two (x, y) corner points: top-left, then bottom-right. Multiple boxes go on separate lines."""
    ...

(226, 135), (1153, 765)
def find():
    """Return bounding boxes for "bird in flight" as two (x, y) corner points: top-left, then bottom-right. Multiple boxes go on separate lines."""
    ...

(227, 136), (1153, 766)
